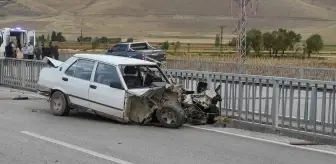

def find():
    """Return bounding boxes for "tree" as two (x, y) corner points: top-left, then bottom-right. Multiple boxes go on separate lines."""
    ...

(37, 35), (46, 42)
(83, 37), (92, 42)
(91, 37), (100, 50)
(161, 41), (169, 50)
(127, 38), (134, 42)
(51, 31), (57, 41)
(285, 30), (301, 50)
(306, 34), (324, 58)
(56, 32), (66, 42)
(262, 32), (274, 56)
(215, 34), (220, 48)
(275, 29), (288, 56)
(247, 29), (263, 56)
(173, 41), (181, 52)
(269, 29), (286, 56)
(77, 36), (83, 42)
(99, 36), (109, 48)
(228, 37), (237, 47)
(187, 43), (191, 52)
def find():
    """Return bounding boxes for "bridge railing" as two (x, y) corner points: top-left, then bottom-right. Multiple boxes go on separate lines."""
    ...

(166, 59), (336, 81)
(1, 58), (336, 142)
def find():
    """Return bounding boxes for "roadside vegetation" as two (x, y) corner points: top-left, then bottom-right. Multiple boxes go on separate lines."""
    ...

(35, 29), (336, 68)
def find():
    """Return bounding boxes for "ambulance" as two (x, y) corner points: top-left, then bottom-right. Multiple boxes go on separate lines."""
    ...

(0, 27), (36, 57)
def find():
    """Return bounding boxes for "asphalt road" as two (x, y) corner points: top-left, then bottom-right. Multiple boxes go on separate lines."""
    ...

(0, 88), (335, 164)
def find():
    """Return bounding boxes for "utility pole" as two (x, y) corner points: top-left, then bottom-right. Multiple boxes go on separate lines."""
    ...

(80, 18), (84, 47)
(232, 0), (259, 64)
(218, 25), (227, 52)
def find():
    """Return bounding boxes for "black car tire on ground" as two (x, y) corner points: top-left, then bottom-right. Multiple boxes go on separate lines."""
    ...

(156, 102), (186, 128)
(50, 91), (70, 116)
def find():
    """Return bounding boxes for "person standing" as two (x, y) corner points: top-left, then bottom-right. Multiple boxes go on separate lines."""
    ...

(27, 42), (34, 59)
(16, 45), (23, 59)
(11, 42), (17, 58)
(48, 41), (53, 58)
(41, 42), (45, 59)
(23, 43), (28, 59)
(5, 42), (14, 58)
(34, 42), (42, 60)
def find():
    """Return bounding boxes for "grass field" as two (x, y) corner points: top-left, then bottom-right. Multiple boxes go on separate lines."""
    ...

(55, 42), (336, 52)
(56, 41), (336, 69)
(55, 40), (336, 81)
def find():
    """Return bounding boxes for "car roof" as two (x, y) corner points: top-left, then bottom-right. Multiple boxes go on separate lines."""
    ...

(73, 53), (157, 66)
(117, 42), (147, 45)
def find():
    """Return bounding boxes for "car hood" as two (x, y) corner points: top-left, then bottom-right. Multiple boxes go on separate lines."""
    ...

(42, 57), (64, 67)
(127, 87), (166, 98)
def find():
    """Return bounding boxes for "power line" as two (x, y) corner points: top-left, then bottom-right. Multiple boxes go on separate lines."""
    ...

(232, 0), (259, 65)
(80, 18), (84, 46)
(219, 25), (227, 52)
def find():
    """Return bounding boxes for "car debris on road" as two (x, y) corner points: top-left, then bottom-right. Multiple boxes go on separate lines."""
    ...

(37, 54), (221, 128)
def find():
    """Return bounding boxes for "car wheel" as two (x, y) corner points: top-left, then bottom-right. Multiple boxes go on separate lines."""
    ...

(156, 102), (186, 128)
(50, 91), (70, 116)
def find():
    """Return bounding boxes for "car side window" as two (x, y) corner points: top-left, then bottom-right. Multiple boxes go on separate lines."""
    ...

(65, 59), (95, 81)
(111, 45), (120, 52)
(118, 44), (127, 51)
(94, 63), (123, 89)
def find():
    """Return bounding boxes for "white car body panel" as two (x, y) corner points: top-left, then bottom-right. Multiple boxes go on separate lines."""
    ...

(127, 88), (153, 96)
(43, 57), (64, 67)
(37, 53), (166, 123)
(89, 81), (125, 117)
(62, 75), (91, 108)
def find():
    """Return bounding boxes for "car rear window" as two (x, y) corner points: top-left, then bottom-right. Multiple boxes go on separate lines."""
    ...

(130, 43), (148, 50)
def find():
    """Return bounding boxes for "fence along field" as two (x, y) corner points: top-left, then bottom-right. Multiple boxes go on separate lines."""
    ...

(57, 52), (336, 82)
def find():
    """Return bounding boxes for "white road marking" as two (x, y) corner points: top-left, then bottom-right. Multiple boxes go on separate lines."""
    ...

(21, 131), (135, 164)
(185, 125), (336, 156)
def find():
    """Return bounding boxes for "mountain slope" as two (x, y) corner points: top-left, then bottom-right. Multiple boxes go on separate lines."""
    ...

(1, 0), (336, 44)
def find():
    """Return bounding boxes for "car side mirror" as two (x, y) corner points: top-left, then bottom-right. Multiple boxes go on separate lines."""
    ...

(109, 82), (124, 90)
(196, 81), (208, 93)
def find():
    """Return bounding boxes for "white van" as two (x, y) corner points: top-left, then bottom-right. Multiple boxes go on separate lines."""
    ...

(0, 27), (36, 57)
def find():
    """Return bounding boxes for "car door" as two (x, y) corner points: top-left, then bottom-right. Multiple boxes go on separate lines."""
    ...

(2, 29), (10, 56)
(0, 30), (3, 56)
(27, 30), (36, 46)
(88, 62), (125, 118)
(61, 58), (96, 108)
(0, 30), (3, 46)
(107, 44), (119, 55)
(108, 44), (128, 57)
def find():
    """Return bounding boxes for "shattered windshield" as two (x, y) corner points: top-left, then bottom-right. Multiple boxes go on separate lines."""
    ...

(119, 65), (168, 89)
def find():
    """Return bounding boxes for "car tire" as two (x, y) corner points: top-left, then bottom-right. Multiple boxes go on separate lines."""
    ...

(50, 91), (70, 116)
(155, 102), (186, 128)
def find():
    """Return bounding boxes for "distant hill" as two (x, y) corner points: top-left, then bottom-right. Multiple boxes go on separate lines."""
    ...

(1, 0), (336, 44)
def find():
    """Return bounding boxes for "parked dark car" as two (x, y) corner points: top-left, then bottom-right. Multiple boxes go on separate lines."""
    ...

(106, 42), (166, 64)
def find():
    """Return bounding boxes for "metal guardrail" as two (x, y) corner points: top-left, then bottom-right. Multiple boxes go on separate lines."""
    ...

(166, 59), (336, 82)
(1, 58), (336, 141)
(58, 53), (336, 81)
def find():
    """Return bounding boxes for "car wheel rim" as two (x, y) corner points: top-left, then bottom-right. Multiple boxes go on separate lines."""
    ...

(52, 96), (62, 112)
(160, 109), (177, 125)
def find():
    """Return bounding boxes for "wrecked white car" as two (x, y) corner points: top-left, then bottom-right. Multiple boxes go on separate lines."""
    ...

(37, 54), (221, 128)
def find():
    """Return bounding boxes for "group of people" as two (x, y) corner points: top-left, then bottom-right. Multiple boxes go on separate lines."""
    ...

(5, 41), (56, 60)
